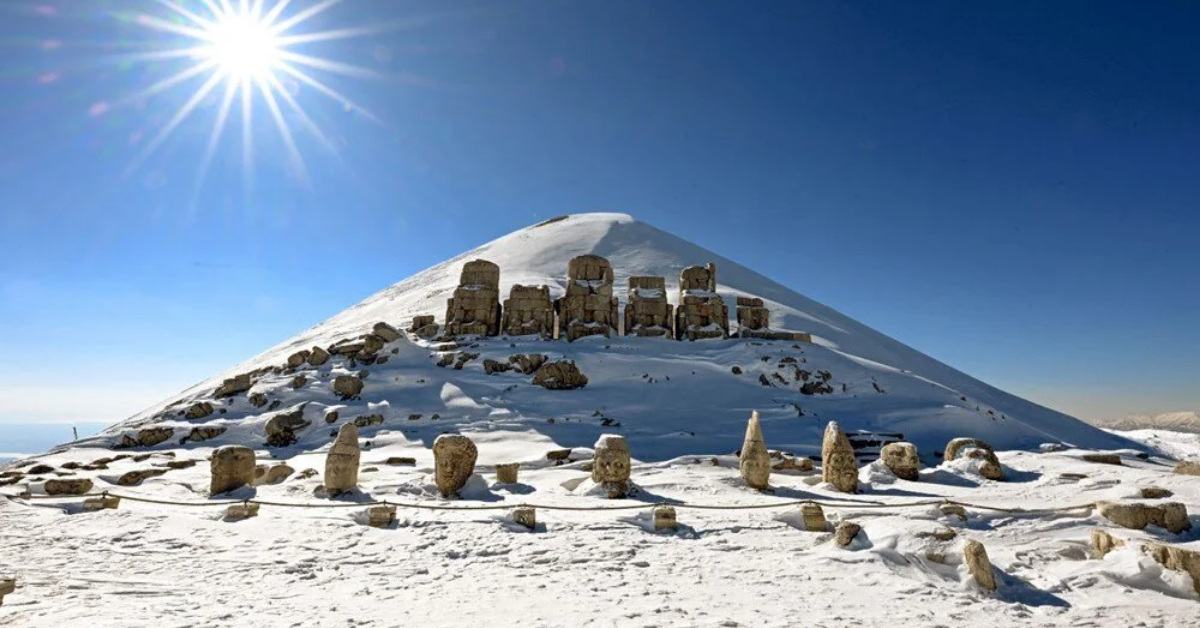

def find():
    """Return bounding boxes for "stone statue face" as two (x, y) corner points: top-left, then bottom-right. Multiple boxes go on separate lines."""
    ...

(594, 447), (630, 483)
(433, 435), (478, 496)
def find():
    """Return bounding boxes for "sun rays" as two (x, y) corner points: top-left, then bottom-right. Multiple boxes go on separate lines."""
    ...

(106, 0), (391, 193)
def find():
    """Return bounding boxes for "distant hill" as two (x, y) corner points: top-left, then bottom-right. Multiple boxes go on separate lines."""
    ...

(1089, 411), (1200, 434)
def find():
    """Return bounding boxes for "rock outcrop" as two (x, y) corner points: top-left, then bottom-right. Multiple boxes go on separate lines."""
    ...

(116, 469), (168, 486)
(532, 360), (588, 390)
(821, 421), (858, 493)
(214, 373), (253, 398)
(495, 463), (519, 484)
(738, 411), (771, 490)
(372, 322), (401, 342)
(333, 375), (363, 399)
(44, 478), (93, 495)
(324, 423), (360, 495)
(623, 276), (673, 337)
(122, 427), (175, 448)
(265, 405), (310, 446)
(835, 521), (862, 547)
(675, 263), (728, 340)
(433, 434), (478, 498)
(184, 402), (214, 420)
(509, 353), (548, 375)
(880, 442), (920, 481)
(210, 446), (255, 495)
(444, 259), (502, 336)
(591, 434), (632, 498)
(307, 346), (331, 366)
(502, 284), (554, 338)
(556, 255), (619, 341)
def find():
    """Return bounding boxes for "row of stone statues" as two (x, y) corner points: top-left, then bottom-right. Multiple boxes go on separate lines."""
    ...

(440, 256), (810, 342)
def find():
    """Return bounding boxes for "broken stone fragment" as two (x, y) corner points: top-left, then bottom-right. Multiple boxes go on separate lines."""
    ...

(185, 426), (226, 443)
(944, 438), (995, 462)
(324, 423), (361, 495)
(214, 373), (253, 398)
(386, 457), (416, 466)
(333, 375), (364, 399)
(963, 540), (997, 591)
(44, 478), (93, 495)
(0, 578), (14, 606)
(117, 468), (168, 486)
(532, 360), (588, 390)
(367, 505), (396, 528)
(801, 503), (827, 532)
(653, 505), (677, 532)
(1090, 528), (1125, 558)
(738, 411), (770, 490)
(495, 463), (519, 484)
(83, 495), (121, 512)
(880, 441), (920, 481)
(184, 402), (215, 420)
(225, 502), (260, 521)
(821, 421), (858, 493)
(1095, 500), (1191, 534)
(512, 506), (536, 530)
(1082, 453), (1122, 465)
(834, 521), (862, 547)
(373, 322), (401, 342)
(286, 350), (311, 368)
(210, 445), (256, 495)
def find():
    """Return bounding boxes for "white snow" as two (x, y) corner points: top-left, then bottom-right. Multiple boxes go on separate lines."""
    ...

(2, 213), (1193, 626)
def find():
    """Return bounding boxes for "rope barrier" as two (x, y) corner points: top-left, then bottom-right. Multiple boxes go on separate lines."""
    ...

(1, 490), (1099, 516)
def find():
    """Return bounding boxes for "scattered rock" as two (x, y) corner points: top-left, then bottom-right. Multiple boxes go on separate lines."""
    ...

(1082, 453), (1122, 466)
(353, 414), (384, 428)
(1141, 487), (1173, 499)
(265, 406), (311, 441)
(83, 495), (121, 512)
(739, 411), (770, 490)
(546, 449), (572, 462)
(496, 463), (519, 484)
(731, 365), (742, 375)
(1173, 461), (1200, 476)
(386, 457), (416, 466)
(0, 578), (15, 606)
(185, 426), (226, 443)
(964, 447), (1005, 481)
(508, 353), (548, 375)
(254, 463), (294, 486)
(834, 521), (862, 547)
(44, 478), (93, 495)
(367, 505), (396, 528)
(483, 359), (513, 375)
(1090, 528), (1125, 558)
(963, 540), (997, 591)
(880, 441), (920, 481)
(592, 434), (632, 498)
(308, 346), (331, 367)
(433, 434), (478, 498)
(915, 527), (958, 541)
(771, 456), (814, 472)
(214, 374), (253, 398)
(324, 411), (340, 424)
(512, 506), (536, 530)
(324, 423), (360, 495)
(801, 503), (827, 532)
(944, 438), (994, 462)
(940, 504), (967, 520)
(532, 360), (589, 390)
(117, 468), (168, 486)
(166, 459), (197, 469)
(654, 505), (677, 532)
(249, 393), (268, 408)
(184, 402), (215, 420)
(373, 322), (402, 342)
(27, 464), (54, 475)
(286, 350), (311, 368)
(225, 502), (260, 521)
(290, 375), (307, 390)
(210, 446), (256, 495)
(1096, 500), (1191, 534)
(333, 375), (364, 399)
(821, 421), (858, 493)
(1143, 543), (1200, 595)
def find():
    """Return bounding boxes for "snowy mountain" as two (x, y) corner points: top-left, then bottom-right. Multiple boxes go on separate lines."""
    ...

(10, 213), (1200, 626)
(1091, 412), (1200, 434)
(87, 212), (1129, 459)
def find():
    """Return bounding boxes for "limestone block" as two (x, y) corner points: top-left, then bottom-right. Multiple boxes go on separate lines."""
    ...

(654, 505), (678, 531)
(591, 435), (631, 498)
(964, 540), (997, 591)
(801, 503), (827, 531)
(225, 502), (260, 521)
(210, 446), (255, 495)
(512, 506), (536, 530)
(1096, 500), (1191, 534)
(496, 463), (519, 484)
(367, 505), (396, 528)
(834, 521), (862, 547)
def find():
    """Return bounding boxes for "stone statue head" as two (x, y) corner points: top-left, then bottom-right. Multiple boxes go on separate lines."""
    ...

(433, 434), (478, 497)
(592, 435), (631, 484)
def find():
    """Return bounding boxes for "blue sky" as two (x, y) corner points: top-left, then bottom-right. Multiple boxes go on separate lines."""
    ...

(0, 0), (1196, 425)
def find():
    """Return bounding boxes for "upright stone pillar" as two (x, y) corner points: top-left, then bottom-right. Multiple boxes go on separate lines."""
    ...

(739, 411), (771, 489)
(444, 259), (502, 336)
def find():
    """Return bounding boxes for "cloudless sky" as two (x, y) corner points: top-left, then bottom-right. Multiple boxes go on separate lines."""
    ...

(0, 0), (1196, 427)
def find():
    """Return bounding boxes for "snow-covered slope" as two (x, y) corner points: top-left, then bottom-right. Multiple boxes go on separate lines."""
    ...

(1092, 412), (1200, 434)
(86, 212), (1130, 459)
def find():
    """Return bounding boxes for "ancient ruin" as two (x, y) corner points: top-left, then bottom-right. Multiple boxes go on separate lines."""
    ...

(675, 263), (728, 340)
(210, 445), (255, 495)
(623, 276), (673, 337)
(1095, 500), (1191, 534)
(735, 297), (770, 337)
(821, 421), (859, 493)
(409, 315), (438, 338)
(444, 259), (502, 337)
(880, 442), (920, 481)
(555, 255), (619, 341)
(739, 411), (771, 490)
(501, 284), (555, 338)
(433, 434), (478, 498)
(325, 423), (360, 495)
(591, 434), (632, 498)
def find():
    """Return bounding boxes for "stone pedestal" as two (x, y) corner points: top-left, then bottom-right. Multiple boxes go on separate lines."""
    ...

(801, 503), (827, 531)
(624, 276), (673, 337)
(556, 255), (619, 341)
(675, 263), (728, 340)
(502, 285), (554, 338)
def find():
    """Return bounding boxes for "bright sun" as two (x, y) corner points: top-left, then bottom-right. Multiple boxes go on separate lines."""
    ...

(115, 0), (393, 193)
(203, 11), (281, 80)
